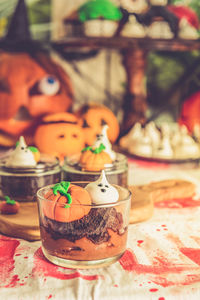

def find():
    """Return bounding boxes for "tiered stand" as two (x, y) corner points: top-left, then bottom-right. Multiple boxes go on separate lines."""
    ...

(52, 37), (200, 135)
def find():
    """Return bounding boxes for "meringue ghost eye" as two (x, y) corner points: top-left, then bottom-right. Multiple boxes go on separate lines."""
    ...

(38, 75), (60, 96)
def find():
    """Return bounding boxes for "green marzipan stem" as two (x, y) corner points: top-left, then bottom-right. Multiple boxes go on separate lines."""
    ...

(5, 195), (16, 205)
(51, 181), (72, 208)
(28, 146), (39, 153)
(15, 141), (39, 153)
(81, 143), (105, 154)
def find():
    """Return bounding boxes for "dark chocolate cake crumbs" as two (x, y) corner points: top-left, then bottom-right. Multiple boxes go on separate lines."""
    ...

(1, 172), (61, 202)
(42, 207), (124, 244)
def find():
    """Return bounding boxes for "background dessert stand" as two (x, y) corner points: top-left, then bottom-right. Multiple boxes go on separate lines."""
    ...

(52, 36), (200, 135)
(118, 147), (200, 164)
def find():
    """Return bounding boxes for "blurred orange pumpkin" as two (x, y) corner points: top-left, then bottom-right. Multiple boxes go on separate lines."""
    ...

(34, 112), (85, 160)
(76, 103), (120, 146)
(0, 51), (73, 146)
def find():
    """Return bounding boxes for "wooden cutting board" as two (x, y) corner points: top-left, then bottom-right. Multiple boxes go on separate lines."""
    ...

(0, 185), (156, 241)
(0, 202), (40, 241)
(0, 180), (195, 240)
(128, 179), (196, 224)
(129, 186), (154, 224)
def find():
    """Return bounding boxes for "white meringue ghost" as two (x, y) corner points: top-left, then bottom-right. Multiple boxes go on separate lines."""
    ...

(121, 15), (147, 38)
(85, 170), (119, 205)
(175, 125), (200, 158)
(155, 136), (174, 158)
(145, 121), (160, 152)
(6, 136), (37, 167)
(120, 122), (143, 150)
(179, 18), (199, 40)
(129, 129), (153, 157)
(93, 125), (116, 160)
(193, 123), (200, 143)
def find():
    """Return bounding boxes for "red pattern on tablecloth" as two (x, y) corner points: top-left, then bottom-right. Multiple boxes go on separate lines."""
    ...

(155, 197), (200, 208)
(128, 158), (170, 169)
(32, 247), (101, 281)
(0, 236), (20, 288)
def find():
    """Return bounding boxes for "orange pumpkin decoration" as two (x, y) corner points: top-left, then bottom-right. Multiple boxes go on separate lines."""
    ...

(43, 181), (91, 222)
(178, 91), (200, 132)
(76, 103), (120, 146)
(80, 143), (112, 171)
(34, 112), (85, 160)
(0, 51), (73, 146)
(29, 146), (40, 163)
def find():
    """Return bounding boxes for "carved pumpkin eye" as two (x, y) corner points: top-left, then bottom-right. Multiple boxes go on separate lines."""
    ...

(38, 75), (60, 96)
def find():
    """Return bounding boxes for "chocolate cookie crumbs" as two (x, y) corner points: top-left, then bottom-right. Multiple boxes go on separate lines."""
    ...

(42, 207), (124, 244)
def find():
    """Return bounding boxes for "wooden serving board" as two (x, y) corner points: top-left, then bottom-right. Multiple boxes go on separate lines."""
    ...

(128, 179), (196, 224)
(0, 202), (40, 241)
(0, 186), (156, 241)
(0, 180), (195, 240)
(129, 186), (154, 224)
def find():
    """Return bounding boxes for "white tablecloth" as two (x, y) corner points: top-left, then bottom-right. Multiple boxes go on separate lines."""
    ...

(1, 158), (200, 300)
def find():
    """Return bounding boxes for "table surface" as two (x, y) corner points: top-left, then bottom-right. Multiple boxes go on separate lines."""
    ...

(1, 157), (200, 300)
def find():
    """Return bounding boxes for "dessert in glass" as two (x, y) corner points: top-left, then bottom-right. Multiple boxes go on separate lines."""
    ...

(37, 170), (131, 269)
(0, 136), (61, 202)
(62, 125), (128, 187)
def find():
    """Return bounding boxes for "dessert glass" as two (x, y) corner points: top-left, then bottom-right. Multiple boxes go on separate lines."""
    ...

(0, 154), (61, 202)
(37, 182), (131, 269)
(62, 153), (128, 187)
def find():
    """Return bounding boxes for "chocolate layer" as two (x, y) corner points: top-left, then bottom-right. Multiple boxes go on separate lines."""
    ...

(42, 207), (124, 244)
(1, 172), (61, 202)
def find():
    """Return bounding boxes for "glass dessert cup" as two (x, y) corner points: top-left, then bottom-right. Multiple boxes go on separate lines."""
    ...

(37, 182), (131, 269)
(0, 154), (61, 202)
(62, 153), (128, 187)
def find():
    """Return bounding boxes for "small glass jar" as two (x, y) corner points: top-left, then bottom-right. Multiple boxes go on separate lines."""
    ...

(0, 154), (61, 202)
(37, 182), (131, 269)
(62, 153), (128, 187)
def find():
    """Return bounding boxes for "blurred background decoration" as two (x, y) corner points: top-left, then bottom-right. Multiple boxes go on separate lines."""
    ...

(0, 0), (74, 149)
(0, 0), (200, 122)
(0, 0), (200, 152)
(52, 0), (200, 124)
(0, 0), (51, 40)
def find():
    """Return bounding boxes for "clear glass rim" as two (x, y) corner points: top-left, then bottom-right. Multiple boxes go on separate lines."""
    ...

(63, 152), (128, 173)
(0, 154), (61, 174)
(37, 182), (132, 208)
